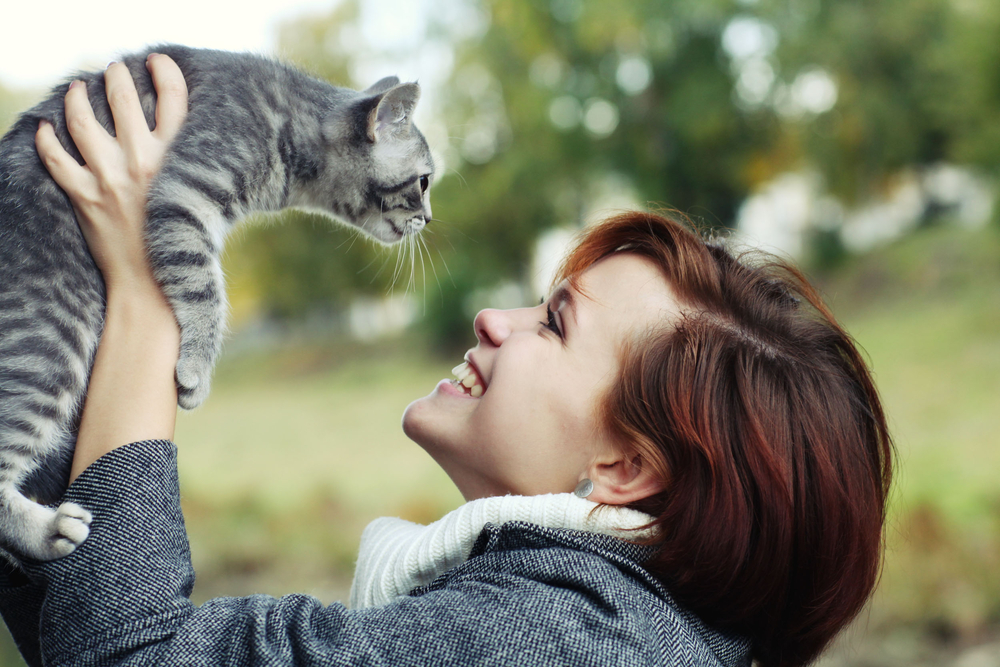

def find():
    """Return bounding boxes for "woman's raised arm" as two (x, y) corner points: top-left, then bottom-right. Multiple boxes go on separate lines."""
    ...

(34, 54), (189, 480)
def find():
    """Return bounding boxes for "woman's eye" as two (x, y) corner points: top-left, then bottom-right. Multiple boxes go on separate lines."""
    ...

(540, 306), (562, 338)
(419, 175), (430, 193)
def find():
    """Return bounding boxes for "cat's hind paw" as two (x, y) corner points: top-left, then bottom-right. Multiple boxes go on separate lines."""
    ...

(176, 356), (212, 410)
(48, 502), (92, 559)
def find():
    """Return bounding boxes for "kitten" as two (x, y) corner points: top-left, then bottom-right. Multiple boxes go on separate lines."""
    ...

(0, 44), (434, 561)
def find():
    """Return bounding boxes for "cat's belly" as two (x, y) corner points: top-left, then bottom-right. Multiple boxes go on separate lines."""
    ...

(0, 205), (106, 497)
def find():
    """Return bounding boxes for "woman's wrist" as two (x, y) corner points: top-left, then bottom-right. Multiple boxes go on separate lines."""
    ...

(104, 287), (180, 349)
(71, 285), (180, 481)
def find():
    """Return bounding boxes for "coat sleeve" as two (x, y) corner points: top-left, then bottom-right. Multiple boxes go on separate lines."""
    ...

(22, 441), (625, 667)
(0, 555), (45, 667)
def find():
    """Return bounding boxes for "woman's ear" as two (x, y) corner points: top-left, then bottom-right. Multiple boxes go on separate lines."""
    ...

(586, 453), (665, 505)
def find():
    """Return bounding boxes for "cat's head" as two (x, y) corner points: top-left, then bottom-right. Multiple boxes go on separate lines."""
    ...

(295, 77), (434, 245)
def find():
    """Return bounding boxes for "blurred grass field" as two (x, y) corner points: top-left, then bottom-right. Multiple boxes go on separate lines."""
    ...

(2, 222), (999, 665)
(816, 223), (1000, 659)
(174, 342), (465, 603)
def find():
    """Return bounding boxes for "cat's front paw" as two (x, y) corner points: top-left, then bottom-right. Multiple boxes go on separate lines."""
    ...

(176, 356), (212, 409)
(47, 502), (92, 559)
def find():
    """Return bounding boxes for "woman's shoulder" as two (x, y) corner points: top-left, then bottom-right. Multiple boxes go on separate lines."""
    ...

(406, 520), (752, 667)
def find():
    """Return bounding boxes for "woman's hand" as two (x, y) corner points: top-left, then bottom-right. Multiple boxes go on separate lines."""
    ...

(35, 54), (191, 481)
(35, 54), (188, 295)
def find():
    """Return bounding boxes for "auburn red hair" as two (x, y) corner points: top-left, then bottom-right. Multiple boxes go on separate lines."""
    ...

(555, 211), (893, 667)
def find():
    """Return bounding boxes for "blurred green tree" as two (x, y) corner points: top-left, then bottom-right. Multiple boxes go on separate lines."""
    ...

(231, 0), (999, 349)
(770, 0), (1000, 202)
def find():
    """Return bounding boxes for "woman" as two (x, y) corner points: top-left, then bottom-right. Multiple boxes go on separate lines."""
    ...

(0, 56), (892, 667)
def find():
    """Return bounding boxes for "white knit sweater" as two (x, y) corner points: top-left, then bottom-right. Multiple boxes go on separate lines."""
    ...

(349, 493), (656, 609)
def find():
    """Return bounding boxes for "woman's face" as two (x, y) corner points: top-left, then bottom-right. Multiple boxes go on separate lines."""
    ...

(402, 253), (684, 501)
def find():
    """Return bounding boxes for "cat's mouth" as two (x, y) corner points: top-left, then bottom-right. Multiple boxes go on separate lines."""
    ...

(385, 219), (405, 240)
(451, 360), (486, 398)
(380, 216), (425, 242)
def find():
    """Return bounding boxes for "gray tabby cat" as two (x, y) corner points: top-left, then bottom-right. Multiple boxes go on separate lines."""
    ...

(0, 44), (434, 561)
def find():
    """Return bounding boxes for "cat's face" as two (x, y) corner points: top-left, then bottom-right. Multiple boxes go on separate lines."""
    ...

(299, 79), (434, 244)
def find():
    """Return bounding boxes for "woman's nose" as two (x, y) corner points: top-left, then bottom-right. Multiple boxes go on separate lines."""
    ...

(478, 304), (548, 345)
(475, 305), (544, 346)
(474, 308), (511, 348)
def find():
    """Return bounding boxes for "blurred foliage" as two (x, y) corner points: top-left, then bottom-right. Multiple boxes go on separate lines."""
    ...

(774, 0), (1000, 200)
(819, 222), (1000, 646)
(219, 0), (1000, 350)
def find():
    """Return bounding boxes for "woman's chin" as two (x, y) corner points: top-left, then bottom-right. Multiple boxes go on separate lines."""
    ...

(401, 383), (451, 447)
(401, 395), (429, 444)
(403, 385), (477, 456)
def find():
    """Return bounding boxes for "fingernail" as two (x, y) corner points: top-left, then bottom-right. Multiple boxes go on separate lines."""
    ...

(146, 52), (159, 61)
(38, 119), (50, 130)
(69, 80), (82, 90)
(106, 61), (117, 69)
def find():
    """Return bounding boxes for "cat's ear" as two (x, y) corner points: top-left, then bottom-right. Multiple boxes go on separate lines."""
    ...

(367, 83), (420, 142)
(364, 76), (400, 96)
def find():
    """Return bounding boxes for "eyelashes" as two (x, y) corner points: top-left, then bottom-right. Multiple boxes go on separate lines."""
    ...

(540, 305), (563, 338)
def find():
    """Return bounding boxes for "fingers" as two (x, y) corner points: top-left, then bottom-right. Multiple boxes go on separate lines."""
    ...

(64, 79), (114, 166)
(104, 62), (149, 153)
(146, 54), (188, 141)
(35, 119), (90, 194)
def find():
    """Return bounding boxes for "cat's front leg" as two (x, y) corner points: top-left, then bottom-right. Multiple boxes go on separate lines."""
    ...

(170, 267), (226, 410)
(145, 201), (228, 410)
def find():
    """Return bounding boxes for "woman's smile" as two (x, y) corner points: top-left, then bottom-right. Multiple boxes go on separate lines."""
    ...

(450, 360), (486, 397)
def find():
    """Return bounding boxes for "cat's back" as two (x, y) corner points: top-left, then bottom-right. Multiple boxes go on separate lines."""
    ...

(149, 45), (345, 129)
(0, 46), (322, 260)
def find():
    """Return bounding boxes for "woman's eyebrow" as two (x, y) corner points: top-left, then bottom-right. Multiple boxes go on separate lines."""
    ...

(552, 285), (578, 330)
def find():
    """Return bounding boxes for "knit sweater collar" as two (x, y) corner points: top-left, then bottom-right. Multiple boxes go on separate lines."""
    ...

(349, 493), (656, 609)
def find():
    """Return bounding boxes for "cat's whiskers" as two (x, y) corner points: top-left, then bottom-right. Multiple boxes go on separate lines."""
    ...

(442, 164), (469, 190)
(434, 245), (456, 289)
(420, 232), (452, 298)
(341, 225), (363, 254)
(423, 216), (478, 246)
(419, 234), (438, 290)
(339, 211), (374, 253)
(366, 222), (406, 287)
(367, 249), (390, 285)
(406, 234), (414, 295)
(396, 235), (408, 296)
(389, 233), (408, 295)
(407, 235), (418, 308)
(405, 234), (414, 295)
(416, 233), (429, 314)
(410, 233), (419, 298)
(358, 249), (380, 279)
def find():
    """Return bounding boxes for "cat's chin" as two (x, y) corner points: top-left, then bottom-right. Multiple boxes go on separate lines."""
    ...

(377, 218), (406, 243)
(361, 217), (425, 245)
(286, 206), (408, 244)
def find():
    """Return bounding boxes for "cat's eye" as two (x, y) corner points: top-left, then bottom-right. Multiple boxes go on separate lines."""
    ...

(419, 175), (430, 194)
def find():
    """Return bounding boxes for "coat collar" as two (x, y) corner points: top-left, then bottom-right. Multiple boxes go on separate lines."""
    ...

(349, 492), (655, 609)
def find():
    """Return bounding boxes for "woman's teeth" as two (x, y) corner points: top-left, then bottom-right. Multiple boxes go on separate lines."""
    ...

(451, 362), (484, 398)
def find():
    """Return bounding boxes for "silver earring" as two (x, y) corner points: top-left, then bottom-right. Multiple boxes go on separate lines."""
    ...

(573, 478), (594, 499)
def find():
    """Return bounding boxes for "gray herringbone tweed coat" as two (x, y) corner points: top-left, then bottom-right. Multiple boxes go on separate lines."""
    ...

(0, 440), (751, 666)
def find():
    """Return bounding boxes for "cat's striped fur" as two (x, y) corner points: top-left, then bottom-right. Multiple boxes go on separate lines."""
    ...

(0, 45), (434, 561)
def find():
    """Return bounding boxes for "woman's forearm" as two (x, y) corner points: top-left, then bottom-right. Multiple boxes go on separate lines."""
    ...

(70, 284), (180, 482)
(31, 57), (189, 482)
